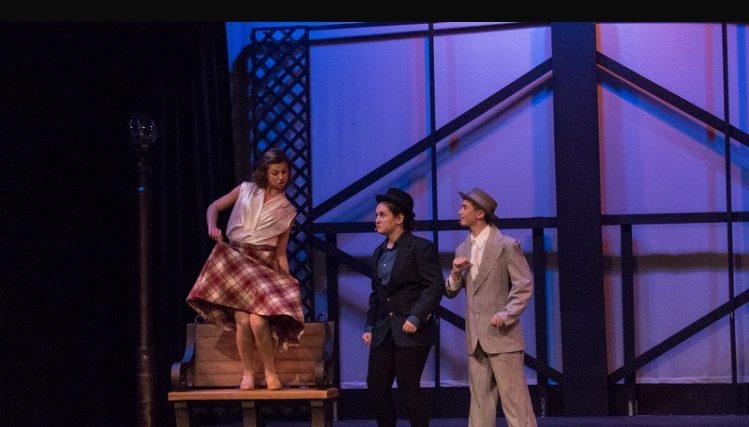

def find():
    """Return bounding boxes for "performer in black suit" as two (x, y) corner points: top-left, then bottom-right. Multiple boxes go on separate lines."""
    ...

(361, 187), (445, 427)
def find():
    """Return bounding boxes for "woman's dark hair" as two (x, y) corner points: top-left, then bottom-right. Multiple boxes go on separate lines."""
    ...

(381, 201), (416, 232)
(251, 148), (290, 188)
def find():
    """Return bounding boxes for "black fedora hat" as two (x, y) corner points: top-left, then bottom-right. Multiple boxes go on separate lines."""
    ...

(375, 187), (415, 217)
(458, 187), (498, 222)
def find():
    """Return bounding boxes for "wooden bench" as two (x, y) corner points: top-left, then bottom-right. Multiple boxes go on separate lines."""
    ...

(168, 321), (339, 427)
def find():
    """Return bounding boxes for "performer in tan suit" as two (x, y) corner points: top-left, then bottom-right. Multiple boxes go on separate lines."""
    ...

(445, 187), (537, 427)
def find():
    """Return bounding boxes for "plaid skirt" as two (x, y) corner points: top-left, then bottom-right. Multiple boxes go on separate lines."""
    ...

(186, 241), (304, 351)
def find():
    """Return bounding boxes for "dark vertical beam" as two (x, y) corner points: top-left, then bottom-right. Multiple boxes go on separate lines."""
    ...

(325, 233), (340, 387)
(427, 22), (441, 392)
(532, 227), (549, 416)
(551, 22), (608, 415)
(621, 224), (637, 415)
(720, 22), (738, 386)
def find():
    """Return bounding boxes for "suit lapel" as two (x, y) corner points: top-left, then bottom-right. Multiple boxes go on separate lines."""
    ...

(457, 238), (471, 263)
(472, 227), (501, 294)
(372, 242), (385, 287)
(387, 234), (412, 293)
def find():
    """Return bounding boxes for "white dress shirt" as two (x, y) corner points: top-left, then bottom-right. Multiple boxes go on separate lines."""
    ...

(469, 224), (491, 281)
(447, 224), (492, 290)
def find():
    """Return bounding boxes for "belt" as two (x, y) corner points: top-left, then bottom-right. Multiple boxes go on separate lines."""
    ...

(230, 241), (276, 252)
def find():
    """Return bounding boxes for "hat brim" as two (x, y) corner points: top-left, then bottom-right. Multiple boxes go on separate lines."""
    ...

(458, 191), (498, 222)
(375, 194), (414, 217)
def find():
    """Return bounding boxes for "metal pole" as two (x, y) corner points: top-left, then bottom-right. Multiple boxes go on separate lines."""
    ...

(720, 22), (738, 386)
(130, 115), (157, 427)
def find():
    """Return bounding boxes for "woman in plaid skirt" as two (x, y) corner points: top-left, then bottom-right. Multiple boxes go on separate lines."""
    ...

(186, 148), (304, 391)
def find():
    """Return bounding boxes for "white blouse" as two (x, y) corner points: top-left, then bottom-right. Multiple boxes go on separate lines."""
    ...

(226, 182), (296, 247)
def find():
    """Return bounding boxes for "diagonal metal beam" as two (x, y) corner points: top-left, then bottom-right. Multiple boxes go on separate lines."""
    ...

(441, 300), (563, 382)
(437, 306), (464, 330)
(310, 234), (370, 277)
(313, 232), (563, 379)
(310, 58), (553, 221)
(608, 287), (749, 385)
(597, 52), (749, 147)
(525, 353), (564, 384)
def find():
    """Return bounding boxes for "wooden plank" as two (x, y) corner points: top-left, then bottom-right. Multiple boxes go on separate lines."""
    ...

(194, 339), (325, 352)
(173, 401), (192, 427)
(194, 360), (320, 386)
(195, 360), (242, 375)
(194, 372), (319, 387)
(310, 400), (332, 427)
(195, 323), (327, 339)
(168, 387), (340, 402)
(177, 321), (334, 391)
(241, 401), (258, 427)
(195, 359), (317, 372)
(197, 359), (317, 371)
(195, 346), (323, 363)
(194, 336), (326, 351)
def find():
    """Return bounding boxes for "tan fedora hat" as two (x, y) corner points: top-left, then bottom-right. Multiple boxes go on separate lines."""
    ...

(458, 187), (498, 222)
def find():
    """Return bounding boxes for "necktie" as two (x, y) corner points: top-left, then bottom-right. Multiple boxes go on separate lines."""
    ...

(470, 239), (479, 281)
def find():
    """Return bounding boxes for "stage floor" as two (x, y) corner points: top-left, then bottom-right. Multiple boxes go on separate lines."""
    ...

(202, 415), (749, 426)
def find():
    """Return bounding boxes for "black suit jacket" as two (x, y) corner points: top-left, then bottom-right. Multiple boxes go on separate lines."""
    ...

(366, 232), (444, 348)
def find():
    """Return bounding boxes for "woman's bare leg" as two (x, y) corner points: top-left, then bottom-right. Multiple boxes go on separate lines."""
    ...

(234, 311), (256, 389)
(249, 313), (281, 390)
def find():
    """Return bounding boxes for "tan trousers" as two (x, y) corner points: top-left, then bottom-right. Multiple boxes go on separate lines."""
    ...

(468, 345), (537, 427)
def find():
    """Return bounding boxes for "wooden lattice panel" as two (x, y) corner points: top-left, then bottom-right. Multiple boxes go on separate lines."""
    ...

(250, 27), (314, 320)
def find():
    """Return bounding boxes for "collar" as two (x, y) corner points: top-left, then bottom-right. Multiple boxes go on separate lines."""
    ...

(382, 233), (407, 252)
(470, 224), (491, 249)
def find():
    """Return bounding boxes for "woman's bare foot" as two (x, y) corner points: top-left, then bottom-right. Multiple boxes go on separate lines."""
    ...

(265, 372), (282, 390)
(240, 373), (255, 390)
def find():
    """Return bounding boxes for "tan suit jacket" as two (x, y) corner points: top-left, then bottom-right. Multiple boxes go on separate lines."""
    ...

(446, 225), (533, 355)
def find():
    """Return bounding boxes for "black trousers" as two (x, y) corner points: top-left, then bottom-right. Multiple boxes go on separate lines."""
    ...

(367, 330), (432, 427)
